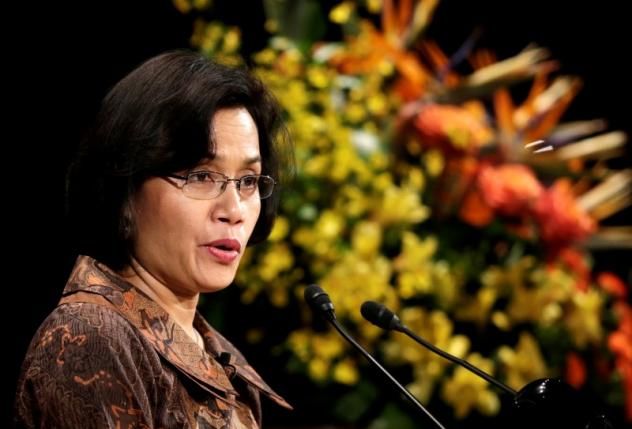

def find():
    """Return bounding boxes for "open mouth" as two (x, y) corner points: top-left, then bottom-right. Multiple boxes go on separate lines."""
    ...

(204, 239), (241, 263)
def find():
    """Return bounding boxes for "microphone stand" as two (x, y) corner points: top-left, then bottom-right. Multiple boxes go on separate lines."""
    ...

(397, 324), (515, 396)
(328, 317), (448, 429)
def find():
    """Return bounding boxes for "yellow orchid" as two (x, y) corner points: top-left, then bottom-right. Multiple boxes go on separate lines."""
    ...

(333, 358), (360, 385)
(565, 289), (605, 347)
(498, 332), (549, 391)
(441, 353), (501, 418)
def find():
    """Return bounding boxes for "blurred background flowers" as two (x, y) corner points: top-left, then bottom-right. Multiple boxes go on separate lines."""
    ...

(179, 0), (632, 427)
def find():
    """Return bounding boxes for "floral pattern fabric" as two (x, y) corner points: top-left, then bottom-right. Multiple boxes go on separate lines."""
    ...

(15, 255), (291, 429)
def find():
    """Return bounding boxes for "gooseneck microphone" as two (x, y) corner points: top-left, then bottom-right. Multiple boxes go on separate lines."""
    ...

(304, 283), (336, 321)
(360, 301), (615, 429)
(360, 300), (516, 396)
(304, 285), (447, 429)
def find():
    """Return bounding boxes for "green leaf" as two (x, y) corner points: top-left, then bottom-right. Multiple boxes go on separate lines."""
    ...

(333, 380), (379, 423)
(367, 402), (418, 429)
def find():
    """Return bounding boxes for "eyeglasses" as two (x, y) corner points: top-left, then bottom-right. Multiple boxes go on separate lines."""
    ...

(165, 170), (276, 200)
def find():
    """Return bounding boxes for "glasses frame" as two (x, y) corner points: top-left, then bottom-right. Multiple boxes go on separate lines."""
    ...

(165, 170), (276, 200)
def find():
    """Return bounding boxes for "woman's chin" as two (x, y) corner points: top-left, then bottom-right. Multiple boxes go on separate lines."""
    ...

(196, 273), (235, 294)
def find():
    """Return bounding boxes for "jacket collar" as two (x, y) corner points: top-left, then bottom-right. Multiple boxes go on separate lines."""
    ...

(62, 255), (291, 409)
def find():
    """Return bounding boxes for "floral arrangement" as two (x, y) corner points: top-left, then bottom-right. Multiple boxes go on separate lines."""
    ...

(176, 0), (631, 426)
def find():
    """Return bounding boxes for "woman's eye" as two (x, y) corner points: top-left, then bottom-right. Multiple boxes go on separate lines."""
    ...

(188, 172), (212, 182)
(241, 176), (258, 188)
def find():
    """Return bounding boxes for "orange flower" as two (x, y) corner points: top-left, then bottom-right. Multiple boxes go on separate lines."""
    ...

(460, 163), (543, 231)
(459, 186), (494, 227)
(564, 352), (586, 389)
(610, 303), (632, 359)
(610, 331), (632, 364)
(330, 21), (430, 97)
(413, 104), (493, 155)
(328, 0), (433, 101)
(597, 272), (629, 299)
(477, 163), (544, 217)
(435, 157), (481, 219)
(556, 248), (590, 292)
(534, 179), (596, 251)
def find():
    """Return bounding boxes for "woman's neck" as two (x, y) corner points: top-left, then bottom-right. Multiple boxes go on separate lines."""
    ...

(120, 257), (200, 340)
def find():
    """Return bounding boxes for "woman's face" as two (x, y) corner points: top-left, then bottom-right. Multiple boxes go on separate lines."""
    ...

(130, 107), (262, 296)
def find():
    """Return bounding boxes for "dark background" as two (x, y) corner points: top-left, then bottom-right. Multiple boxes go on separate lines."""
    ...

(6, 0), (631, 426)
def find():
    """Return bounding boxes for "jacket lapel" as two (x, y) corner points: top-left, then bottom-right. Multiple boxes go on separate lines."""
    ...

(63, 255), (292, 409)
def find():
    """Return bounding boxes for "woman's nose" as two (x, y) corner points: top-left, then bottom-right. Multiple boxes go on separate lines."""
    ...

(212, 183), (244, 224)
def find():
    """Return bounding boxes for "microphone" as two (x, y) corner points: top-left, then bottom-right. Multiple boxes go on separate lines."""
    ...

(360, 300), (515, 395)
(304, 285), (447, 429)
(361, 301), (614, 429)
(304, 283), (336, 321)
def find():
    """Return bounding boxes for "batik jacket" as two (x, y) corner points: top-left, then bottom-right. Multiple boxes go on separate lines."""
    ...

(15, 255), (291, 428)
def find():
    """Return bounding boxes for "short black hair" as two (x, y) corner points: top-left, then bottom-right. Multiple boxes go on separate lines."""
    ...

(66, 50), (293, 270)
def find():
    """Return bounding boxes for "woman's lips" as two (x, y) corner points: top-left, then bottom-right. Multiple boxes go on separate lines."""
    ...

(204, 238), (241, 264)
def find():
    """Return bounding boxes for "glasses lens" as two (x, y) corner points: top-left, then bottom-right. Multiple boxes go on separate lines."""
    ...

(258, 176), (275, 199)
(183, 171), (223, 199)
(184, 183), (223, 199)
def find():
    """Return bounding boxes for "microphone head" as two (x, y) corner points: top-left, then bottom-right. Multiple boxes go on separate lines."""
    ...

(304, 284), (336, 321)
(361, 301), (402, 330)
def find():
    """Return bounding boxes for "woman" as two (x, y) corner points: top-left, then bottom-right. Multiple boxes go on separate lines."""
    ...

(15, 50), (294, 428)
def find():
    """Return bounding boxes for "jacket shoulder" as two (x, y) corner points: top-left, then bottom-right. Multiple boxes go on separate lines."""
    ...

(15, 302), (161, 428)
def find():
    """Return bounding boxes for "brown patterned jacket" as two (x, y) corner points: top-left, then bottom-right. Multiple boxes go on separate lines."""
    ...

(15, 256), (291, 428)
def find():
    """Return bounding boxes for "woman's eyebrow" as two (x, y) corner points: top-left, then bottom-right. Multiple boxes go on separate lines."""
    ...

(244, 155), (262, 165)
(202, 154), (262, 165)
